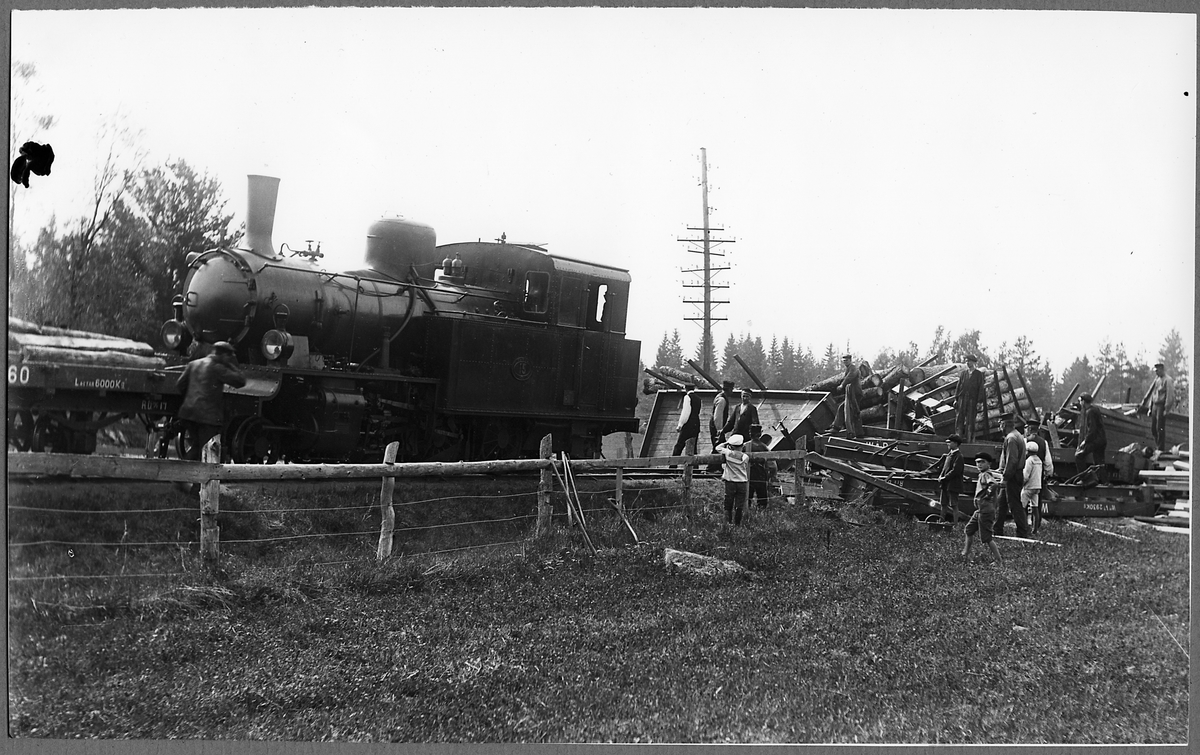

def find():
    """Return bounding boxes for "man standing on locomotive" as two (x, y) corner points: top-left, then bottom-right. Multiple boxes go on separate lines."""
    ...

(175, 341), (247, 463)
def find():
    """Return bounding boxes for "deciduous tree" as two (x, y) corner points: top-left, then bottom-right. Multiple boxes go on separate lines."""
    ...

(123, 159), (241, 336)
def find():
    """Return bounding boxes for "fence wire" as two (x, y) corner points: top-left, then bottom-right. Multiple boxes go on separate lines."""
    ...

(8, 455), (726, 584)
(8, 539), (531, 583)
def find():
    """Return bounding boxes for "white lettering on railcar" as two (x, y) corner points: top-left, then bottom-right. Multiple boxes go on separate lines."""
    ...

(73, 377), (127, 391)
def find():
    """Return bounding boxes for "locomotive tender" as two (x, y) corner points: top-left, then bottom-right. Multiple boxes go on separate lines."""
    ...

(10, 175), (641, 463)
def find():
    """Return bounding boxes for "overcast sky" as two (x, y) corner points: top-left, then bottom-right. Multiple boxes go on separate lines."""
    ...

(9, 7), (1196, 377)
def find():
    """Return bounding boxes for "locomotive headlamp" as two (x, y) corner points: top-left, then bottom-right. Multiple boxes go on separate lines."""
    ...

(261, 329), (295, 362)
(160, 319), (192, 352)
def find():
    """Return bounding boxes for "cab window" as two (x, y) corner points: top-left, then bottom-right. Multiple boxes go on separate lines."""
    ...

(586, 282), (609, 331)
(524, 272), (550, 314)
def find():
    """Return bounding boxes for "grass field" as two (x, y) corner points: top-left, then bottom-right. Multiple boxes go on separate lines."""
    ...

(6, 474), (1190, 743)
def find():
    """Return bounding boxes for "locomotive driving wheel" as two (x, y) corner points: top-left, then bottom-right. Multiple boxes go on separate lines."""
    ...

(30, 414), (64, 453)
(230, 416), (279, 464)
(470, 419), (527, 460)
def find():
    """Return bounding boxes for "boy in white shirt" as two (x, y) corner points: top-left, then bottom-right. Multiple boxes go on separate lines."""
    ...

(1022, 440), (1044, 534)
(716, 434), (750, 525)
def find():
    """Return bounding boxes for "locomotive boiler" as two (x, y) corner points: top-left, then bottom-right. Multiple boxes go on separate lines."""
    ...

(155, 175), (641, 463)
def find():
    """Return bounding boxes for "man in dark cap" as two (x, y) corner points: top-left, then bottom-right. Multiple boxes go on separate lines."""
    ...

(747, 426), (777, 509)
(993, 413), (1032, 538)
(840, 353), (864, 439)
(963, 451), (1004, 564)
(175, 341), (247, 463)
(954, 354), (985, 442)
(1139, 362), (1176, 450)
(1023, 418), (1054, 480)
(924, 433), (965, 523)
(708, 380), (736, 471)
(1076, 393), (1108, 482)
(722, 387), (760, 442)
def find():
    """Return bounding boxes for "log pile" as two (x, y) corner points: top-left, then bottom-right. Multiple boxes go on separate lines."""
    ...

(800, 359), (1038, 441)
(8, 317), (166, 369)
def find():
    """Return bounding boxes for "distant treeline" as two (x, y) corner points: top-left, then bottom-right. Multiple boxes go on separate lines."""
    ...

(651, 326), (1190, 416)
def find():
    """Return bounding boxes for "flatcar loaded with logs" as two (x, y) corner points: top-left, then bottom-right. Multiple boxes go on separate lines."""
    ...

(7, 175), (641, 463)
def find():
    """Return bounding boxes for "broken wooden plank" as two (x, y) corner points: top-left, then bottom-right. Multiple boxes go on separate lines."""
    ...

(806, 453), (934, 506)
(685, 359), (723, 390)
(900, 365), (957, 399)
(732, 355), (768, 391)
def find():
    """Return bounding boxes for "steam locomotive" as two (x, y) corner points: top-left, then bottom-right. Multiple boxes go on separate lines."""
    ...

(11, 175), (642, 463)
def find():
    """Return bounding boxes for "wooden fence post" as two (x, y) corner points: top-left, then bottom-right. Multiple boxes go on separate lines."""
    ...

(615, 466), (624, 519)
(199, 435), (221, 569)
(562, 453), (575, 528)
(536, 433), (553, 537)
(681, 437), (696, 509)
(376, 441), (400, 561)
(793, 437), (807, 506)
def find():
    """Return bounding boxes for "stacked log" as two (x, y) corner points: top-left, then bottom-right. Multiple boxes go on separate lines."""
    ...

(805, 362), (883, 396)
(9, 317), (135, 341)
(8, 318), (166, 369)
(878, 364), (910, 392)
(806, 373), (844, 394)
(982, 368), (1035, 421)
(654, 365), (702, 385)
(643, 378), (671, 395)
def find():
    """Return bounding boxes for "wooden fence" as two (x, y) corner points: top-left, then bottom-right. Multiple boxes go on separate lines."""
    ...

(8, 435), (807, 569)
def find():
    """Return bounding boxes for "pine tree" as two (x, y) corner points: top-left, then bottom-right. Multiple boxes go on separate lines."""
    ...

(925, 326), (950, 363)
(779, 336), (798, 389)
(1093, 340), (1131, 403)
(741, 335), (768, 388)
(653, 329), (686, 369)
(797, 345), (819, 387)
(721, 333), (740, 382)
(653, 332), (673, 368)
(1056, 356), (1095, 409)
(1005, 336), (1054, 410)
(766, 336), (781, 388)
(822, 343), (840, 374)
(1158, 328), (1190, 414)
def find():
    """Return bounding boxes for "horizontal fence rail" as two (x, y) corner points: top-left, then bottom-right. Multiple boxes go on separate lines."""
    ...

(8, 439), (807, 575)
(8, 450), (803, 482)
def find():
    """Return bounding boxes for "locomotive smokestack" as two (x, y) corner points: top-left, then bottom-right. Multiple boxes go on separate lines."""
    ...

(244, 174), (280, 256)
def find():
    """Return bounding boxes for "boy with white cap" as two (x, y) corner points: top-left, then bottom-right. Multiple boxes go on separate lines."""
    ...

(716, 434), (750, 525)
(1022, 439), (1044, 533)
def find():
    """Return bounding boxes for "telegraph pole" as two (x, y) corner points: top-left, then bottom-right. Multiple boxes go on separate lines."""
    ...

(679, 147), (734, 373)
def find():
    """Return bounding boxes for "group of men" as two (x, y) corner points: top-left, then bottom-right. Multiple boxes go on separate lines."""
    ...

(925, 413), (1055, 565)
(928, 393), (1118, 564)
(673, 379), (778, 525)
